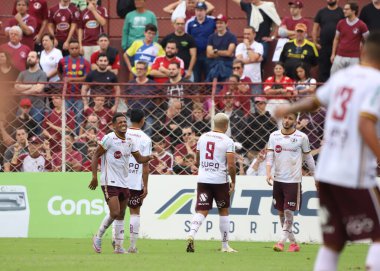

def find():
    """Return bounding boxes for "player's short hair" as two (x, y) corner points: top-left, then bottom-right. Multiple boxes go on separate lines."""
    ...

(97, 53), (109, 61)
(98, 33), (109, 40)
(112, 113), (126, 124)
(364, 31), (380, 63)
(285, 112), (298, 119)
(130, 109), (145, 123)
(145, 23), (157, 33)
(152, 134), (165, 144)
(213, 113), (229, 127)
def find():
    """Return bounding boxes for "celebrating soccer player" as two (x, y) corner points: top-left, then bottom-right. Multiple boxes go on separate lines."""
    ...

(186, 113), (237, 253)
(275, 32), (380, 271)
(89, 113), (154, 254)
(266, 113), (315, 252)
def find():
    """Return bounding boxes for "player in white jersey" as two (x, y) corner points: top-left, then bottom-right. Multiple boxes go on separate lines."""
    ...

(186, 113), (237, 253)
(266, 113), (316, 253)
(274, 32), (380, 271)
(89, 113), (154, 254)
(111, 109), (152, 253)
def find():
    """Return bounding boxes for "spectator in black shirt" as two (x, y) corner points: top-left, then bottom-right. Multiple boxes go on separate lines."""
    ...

(359, 0), (380, 32)
(81, 53), (120, 113)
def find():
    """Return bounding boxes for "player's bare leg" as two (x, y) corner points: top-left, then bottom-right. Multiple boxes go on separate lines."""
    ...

(366, 240), (380, 271)
(274, 210), (299, 252)
(113, 197), (128, 254)
(128, 207), (141, 253)
(218, 208), (237, 253)
(187, 210), (208, 253)
(314, 242), (343, 271)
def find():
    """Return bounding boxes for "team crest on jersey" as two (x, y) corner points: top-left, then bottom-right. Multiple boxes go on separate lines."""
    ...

(290, 138), (297, 143)
(275, 145), (282, 153)
(353, 28), (359, 35)
(20, 51), (26, 58)
(34, 2), (41, 9)
(84, 14), (90, 20)
(114, 151), (122, 159)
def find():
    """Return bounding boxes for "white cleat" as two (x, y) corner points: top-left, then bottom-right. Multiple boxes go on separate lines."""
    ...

(221, 246), (238, 253)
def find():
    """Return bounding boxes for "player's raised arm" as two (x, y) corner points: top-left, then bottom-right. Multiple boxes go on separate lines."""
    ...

(274, 97), (320, 120)
(89, 144), (106, 190)
(131, 151), (155, 164)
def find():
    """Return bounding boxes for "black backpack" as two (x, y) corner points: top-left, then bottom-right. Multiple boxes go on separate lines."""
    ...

(117, 0), (136, 18)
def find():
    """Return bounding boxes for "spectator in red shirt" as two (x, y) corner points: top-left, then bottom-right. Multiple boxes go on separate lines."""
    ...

(48, 0), (80, 56)
(58, 39), (91, 134)
(12, 0), (48, 52)
(0, 26), (31, 72)
(83, 95), (112, 134)
(78, 0), (108, 61)
(90, 34), (120, 75)
(279, 1), (312, 39)
(52, 133), (83, 171)
(150, 40), (185, 84)
(149, 134), (174, 174)
(42, 94), (75, 153)
(78, 113), (105, 142)
(5, 0), (37, 50)
(331, 2), (369, 74)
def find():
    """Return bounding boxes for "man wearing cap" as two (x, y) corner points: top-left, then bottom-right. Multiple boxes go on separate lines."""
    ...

(279, 1), (312, 39)
(11, 135), (52, 172)
(14, 51), (47, 133)
(13, 98), (38, 135)
(206, 14), (237, 82)
(186, 2), (215, 82)
(279, 23), (318, 79)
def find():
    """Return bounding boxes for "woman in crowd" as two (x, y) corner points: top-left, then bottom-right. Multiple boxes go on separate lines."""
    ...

(294, 63), (317, 96)
(39, 33), (63, 83)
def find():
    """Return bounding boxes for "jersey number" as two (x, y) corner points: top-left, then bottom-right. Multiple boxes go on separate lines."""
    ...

(332, 87), (353, 121)
(205, 142), (215, 160)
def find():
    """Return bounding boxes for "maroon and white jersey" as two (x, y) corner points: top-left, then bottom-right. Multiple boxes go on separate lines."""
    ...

(99, 132), (138, 188)
(12, 0), (48, 34)
(267, 130), (311, 183)
(336, 18), (369, 58)
(281, 16), (312, 35)
(48, 4), (80, 42)
(0, 42), (30, 72)
(16, 153), (51, 172)
(84, 107), (112, 133)
(6, 14), (37, 50)
(197, 131), (235, 184)
(79, 6), (108, 46)
(316, 65), (380, 188)
(125, 128), (152, 190)
(149, 151), (174, 174)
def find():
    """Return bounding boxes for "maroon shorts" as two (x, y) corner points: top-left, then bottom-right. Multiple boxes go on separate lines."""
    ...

(273, 181), (302, 212)
(195, 182), (230, 211)
(101, 186), (130, 202)
(319, 182), (380, 247)
(128, 189), (143, 209)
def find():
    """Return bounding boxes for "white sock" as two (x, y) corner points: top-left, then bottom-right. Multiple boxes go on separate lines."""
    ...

(130, 215), (140, 249)
(113, 219), (125, 249)
(366, 243), (380, 271)
(189, 213), (205, 239)
(280, 210), (294, 243)
(97, 214), (114, 238)
(219, 216), (230, 249)
(313, 246), (339, 271)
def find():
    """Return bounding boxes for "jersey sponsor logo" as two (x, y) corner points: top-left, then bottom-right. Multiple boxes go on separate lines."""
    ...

(200, 161), (220, 171)
(114, 151), (122, 159)
(57, 22), (70, 31)
(275, 145), (282, 153)
(47, 196), (107, 216)
(33, 2), (41, 9)
(128, 163), (140, 174)
(86, 20), (99, 29)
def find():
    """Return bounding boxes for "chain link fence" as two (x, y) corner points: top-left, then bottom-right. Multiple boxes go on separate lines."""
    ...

(0, 81), (334, 176)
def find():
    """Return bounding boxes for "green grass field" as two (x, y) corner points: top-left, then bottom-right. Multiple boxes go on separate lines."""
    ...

(0, 239), (368, 271)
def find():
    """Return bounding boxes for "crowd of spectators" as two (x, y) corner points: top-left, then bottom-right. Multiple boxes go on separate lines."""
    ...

(1, 0), (379, 174)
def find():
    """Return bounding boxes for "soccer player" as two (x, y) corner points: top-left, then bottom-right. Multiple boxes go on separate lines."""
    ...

(89, 113), (154, 254)
(266, 113), (315, 252)
(186, 113), (237, 253)
(274, 32), (380, 270)
(112, 109), (152, 253)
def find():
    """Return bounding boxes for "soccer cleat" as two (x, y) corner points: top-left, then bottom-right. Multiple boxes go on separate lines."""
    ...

(186, 237), (195, 253)
(92, 235), (102, 253)
(287, 243), (300, 252)
(221, 246), (238, 253)
(273, 242), (284, 252)
(114, 246), (128, 254)
(127, 247), (138, 254)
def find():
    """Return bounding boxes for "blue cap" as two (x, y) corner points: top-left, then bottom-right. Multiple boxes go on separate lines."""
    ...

(195, 2), (207, 10)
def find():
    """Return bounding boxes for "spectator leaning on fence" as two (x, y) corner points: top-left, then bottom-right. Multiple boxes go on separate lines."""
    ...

(90, 34), (120, 75)
(14, 51), (47, 130)
(124, 23), (164, 76)
(3, 127), (29, 172)
(78, 0), (108, 61)
(161, 17), (197, 81)
(149, 134), (174, 175)
(48, 0), (80, 56)
(0, 26), (31, 72)
(121, 0), (158, 51)
(5, 0), (37, 51)
(11, 0), (48, 52)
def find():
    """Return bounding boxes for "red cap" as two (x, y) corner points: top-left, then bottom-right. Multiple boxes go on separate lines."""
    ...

(215, 14), (228, 23)
(288, 1), (303, 8)
(20, 98), (32, 108)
